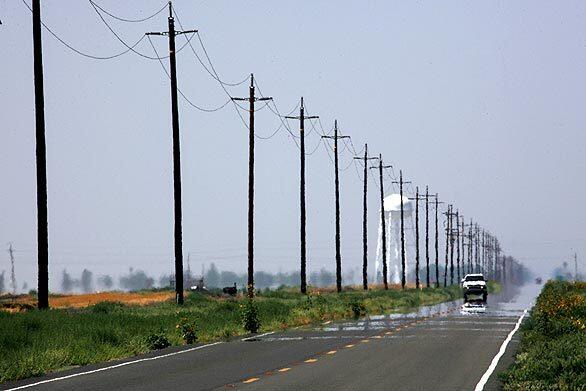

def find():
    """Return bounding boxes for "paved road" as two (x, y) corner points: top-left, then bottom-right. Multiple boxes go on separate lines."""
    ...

(3, 285), (541, 391)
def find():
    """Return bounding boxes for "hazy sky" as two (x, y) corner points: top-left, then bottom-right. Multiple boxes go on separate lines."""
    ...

(1, 0), (584, 291)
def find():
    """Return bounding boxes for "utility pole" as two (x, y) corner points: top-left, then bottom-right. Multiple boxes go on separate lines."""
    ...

(461, 216), (466, 276)
(370, 155), (391, 289)
(481, 230), (486, 276)
(409, 188), (424, 289)
(285, 97), (317, 294)
(474, 223), (481, 273)
(7, 243), (16, 294)
(455, 210), (460, 282)
(449, 207), (455, 285)
(425, 187), (430, 288)
(443, 205), (451, 287)
(146, 3), (197, 305)
(469, 220), (473, 274)
(434, 194), (442, 288)
(322, 121), (350, 293)
(32, 0), (49, 310)
(392, 171), (411, 289)
(574, 253), (578, 282)
(231, 74), (272, 298)
(354, 144), (378, 290)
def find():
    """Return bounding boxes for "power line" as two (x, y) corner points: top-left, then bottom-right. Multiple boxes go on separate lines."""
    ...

(90, 1), (191, 60)
(88, 0), (168, 23)
(22, 0), (144, 60)
(147, 35), (232, 112)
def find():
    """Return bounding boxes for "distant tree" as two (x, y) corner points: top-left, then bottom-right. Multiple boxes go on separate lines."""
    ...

(119, 268), (154, 291)
(97, 275), (114, 290)
(0, 271), (5, 293)
(61, 269), (75, 292)
(205, 263), (220, 288)
(80, 269), (93, 293)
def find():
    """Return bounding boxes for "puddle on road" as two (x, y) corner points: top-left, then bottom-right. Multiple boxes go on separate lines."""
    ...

(317, 299), (462, 333)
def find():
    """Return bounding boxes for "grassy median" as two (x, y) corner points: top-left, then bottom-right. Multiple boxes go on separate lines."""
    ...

(500, 280), (586, 390)
(0, 285), (462, 383)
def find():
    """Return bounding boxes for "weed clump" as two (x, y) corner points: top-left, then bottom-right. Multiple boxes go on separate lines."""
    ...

(349, 298), (366, 319)
(145, 331), (170, 350)
(241, 298), (261, 333)
(176, 317), (197, 344)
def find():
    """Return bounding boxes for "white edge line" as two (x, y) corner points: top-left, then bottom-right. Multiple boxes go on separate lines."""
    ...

(241, 331), (275, 341)
(474, 308), (528, 391)
(5, 342), (223, 391)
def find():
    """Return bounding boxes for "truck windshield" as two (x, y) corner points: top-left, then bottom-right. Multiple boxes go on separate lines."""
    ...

(465, 276), (484, 281)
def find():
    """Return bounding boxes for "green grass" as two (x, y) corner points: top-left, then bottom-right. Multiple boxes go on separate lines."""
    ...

(0, 285), (462, 383)
(500, 280), (586, 390)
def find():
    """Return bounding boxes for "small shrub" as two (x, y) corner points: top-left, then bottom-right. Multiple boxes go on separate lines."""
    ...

(176, 317), (197, 344)
(349, 299), (366, 319)
(145, 331), (170, 350)
(241, 298), (261, 333)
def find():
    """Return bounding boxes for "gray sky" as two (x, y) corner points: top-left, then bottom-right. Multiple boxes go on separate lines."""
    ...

(1, 0), (584, 291)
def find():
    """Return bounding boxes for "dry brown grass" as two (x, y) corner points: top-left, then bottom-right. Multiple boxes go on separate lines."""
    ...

(1, 291), (175, 310)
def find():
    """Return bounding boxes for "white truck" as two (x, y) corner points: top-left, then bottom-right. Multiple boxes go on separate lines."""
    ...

(461, 273), (488, 303)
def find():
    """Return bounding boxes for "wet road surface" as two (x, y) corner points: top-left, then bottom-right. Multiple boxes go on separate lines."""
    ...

(2, 284), (541, 391)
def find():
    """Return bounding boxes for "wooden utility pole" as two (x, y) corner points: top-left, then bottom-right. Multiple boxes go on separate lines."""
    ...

(425, 187), (430, 288)
(354, 144), (377, 290)
(474, 223), (482, 273)
(434, 194), (441, 288)
(285, 97), (317, 294)
(392, 171), (411, 289)
(370, 155), (391, 289)
(461, 216), (466, 276)
(231, 75), (272, 298)
(32, 0), (49, 309)
(449, 208), (455, 285)
(574, 253), (578, 282)
(443, 205), (451, 287)
(322, 121), (350, 293)
(455, 210), (460, 282)
(409, 189), (425, 289)
(146, 3), (197, 304)
(468, 219), (473, 274)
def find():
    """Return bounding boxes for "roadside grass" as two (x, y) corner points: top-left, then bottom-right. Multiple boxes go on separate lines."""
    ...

(0, 285), (461, 383)
(500, 280), (586, 390)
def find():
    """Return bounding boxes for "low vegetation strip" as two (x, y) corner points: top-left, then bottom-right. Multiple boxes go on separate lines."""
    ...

(0, 285), (461, 383)
(500, 280), (586, 390)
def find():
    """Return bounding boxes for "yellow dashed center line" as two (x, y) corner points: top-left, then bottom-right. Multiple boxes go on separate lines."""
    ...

(345, 344), (355, 348)
(305, 358), (318, 363)
(243, 377), (260, 384)
(278, 367), (291, 373)
(385, 331), (393, 335)
(361, 339), (370, 343)
(326, 350), (337, 355)
(371, 335), (382, 339)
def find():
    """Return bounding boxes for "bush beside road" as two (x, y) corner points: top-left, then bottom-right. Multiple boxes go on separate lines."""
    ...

(500, 280), (586, 390)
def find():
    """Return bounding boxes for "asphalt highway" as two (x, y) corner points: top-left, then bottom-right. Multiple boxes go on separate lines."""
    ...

(2, 284), (541, 391)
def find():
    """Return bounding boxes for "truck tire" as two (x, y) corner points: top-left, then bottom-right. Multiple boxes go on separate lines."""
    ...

(463, 293), (468, 303)
(482, 293), (487, 303)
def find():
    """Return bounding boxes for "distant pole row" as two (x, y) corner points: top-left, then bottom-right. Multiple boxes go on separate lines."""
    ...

(29, 1), (514, 308)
